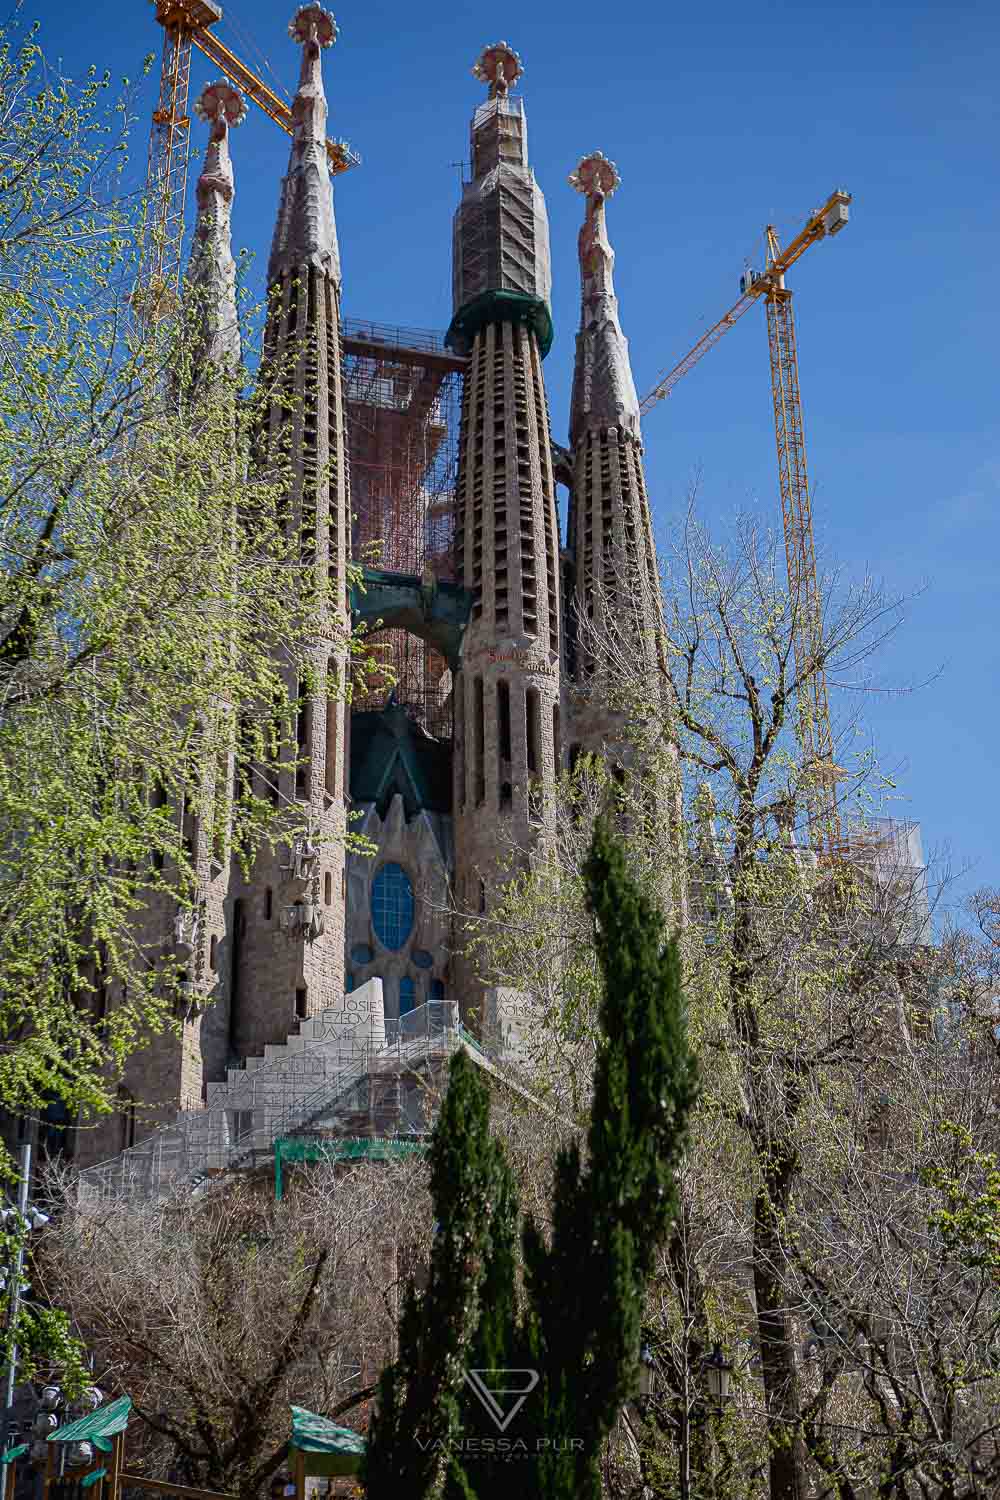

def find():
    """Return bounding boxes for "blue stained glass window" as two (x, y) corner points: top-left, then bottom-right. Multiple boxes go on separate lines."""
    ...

(345, 972), (355, 993)
(371, 862), (414, 951)
(430, 979), (445, 1001)
(399, 976), (416, 1015)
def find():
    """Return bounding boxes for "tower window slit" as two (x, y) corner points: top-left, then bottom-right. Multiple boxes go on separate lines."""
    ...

(456, 683), (466, 810)
(295, 690), (310, 798)
(526, 688), (540, 776)
(498, 680), (511, 762)
(474, 676), (485, 805)
(325, 660), (340, 797)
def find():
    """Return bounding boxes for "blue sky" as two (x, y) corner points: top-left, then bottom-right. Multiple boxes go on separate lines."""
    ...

(41, 0), (999, 904)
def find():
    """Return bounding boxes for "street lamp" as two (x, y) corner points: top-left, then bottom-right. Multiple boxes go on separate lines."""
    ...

(638, 1345), (655, 1403)
(702, 1344), (734, 1409)
(1, 1142), (53, 1465)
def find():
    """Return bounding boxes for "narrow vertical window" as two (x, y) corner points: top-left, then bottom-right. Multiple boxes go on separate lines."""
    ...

(498, 681), (511, 761)
(229, 899), (245, 1055)
(295, 986), (308, 1020)
(455, 679), (466, 810)
(497, 680), (512, 807)
(209, 935), (217, 971)
(474, 676), (485, 805)
(265, 887), (273, 921)
(552, 703), (561, 775)
(324, 871), (332, 906)
(526, 688), (540, 776)
(295, 689), (310, 798)
(119, 1089), (136, 1152)
(325, 660), (339, 797)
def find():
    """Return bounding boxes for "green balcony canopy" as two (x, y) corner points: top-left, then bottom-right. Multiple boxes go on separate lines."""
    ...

(289, 1406), (365, 1478)
(49, 1395), (132, 1451)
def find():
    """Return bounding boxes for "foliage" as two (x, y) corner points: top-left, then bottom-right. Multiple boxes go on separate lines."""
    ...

(40, 1159), (429, 1498)
(468, 509), (1000, 1498)
(923, 1123), (1000, 1271)
(365, 821), (697, 1500)
(0, 16), (372, 1131)
(364, 1049), (511, 1499)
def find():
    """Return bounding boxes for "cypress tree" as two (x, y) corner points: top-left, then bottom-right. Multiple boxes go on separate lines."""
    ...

(365, 819), (696, 1500)
(523, 815), (698, 1499)
(363, 1049), (508, 1500)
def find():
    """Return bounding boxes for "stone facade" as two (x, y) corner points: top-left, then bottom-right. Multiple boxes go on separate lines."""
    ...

(444, 45), (565, 1005)
(345, 794), (452, 1023)
(73, 37), (686, 1170)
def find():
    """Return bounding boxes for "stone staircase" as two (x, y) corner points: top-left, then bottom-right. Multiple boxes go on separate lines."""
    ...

(76, 985), (522, 1204)
(79, 980), (393, 1201)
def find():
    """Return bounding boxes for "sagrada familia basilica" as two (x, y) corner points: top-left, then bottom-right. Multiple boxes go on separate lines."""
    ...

(76, 12), (673, 1180)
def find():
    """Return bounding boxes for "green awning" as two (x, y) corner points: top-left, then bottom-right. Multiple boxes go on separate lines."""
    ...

(50, 1396), (132, 1451)
(275, 1137), (425, 1199)
(1, 1444), (28, 1463)
(289, 1406), (364, 1477)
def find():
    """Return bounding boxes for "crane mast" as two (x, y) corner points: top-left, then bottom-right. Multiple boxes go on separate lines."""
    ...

(141, 0), (359, 310)
(639, 189), (851, 852)
(763, 241), (839, 850)
(142, 0), (209, 304)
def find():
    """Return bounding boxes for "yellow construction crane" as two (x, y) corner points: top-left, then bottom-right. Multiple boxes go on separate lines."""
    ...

(640, 189), (851, 852)
(142, 0), (360, 304)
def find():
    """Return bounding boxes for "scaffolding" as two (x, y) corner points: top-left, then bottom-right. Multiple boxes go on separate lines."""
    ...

(343, 319), (466, 739)
(76, 1001), (476, 1203)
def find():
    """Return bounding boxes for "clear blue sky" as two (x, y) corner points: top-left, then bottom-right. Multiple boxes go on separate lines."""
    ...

(40, 0), (1000, 904)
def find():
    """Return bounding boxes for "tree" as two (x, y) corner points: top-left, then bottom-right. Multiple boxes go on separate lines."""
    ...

(364, 819), (698, 1500)
(40, 1158), (429, 1498)
(363, 1049), (512, 1500)
(470, 503), (967, 1499)
(0, 16), (372, 1134)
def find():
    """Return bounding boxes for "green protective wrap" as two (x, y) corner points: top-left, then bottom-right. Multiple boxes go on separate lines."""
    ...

(445, 289), (553, 359)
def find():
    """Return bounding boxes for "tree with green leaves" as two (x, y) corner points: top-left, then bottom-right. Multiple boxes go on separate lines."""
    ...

(0, 14), (375, 1141)
(363, 818), (697, 1500)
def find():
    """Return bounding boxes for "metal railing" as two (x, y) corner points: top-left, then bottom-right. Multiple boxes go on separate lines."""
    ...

(77, 1000), (493, 1203)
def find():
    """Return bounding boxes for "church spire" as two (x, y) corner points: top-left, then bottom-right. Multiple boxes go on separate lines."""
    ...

(568, 151), (640, 446)
(188, 80), (246, 368)
(447, 39), (553, 355)
(268, 3), (341, 287)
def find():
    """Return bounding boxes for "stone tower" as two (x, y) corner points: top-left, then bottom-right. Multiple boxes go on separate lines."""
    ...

(566, 151), (663, 758)
(187, 78), (244, 368)
(447, 42), (562, 918)
(228, 2), (351, 1055)
(566, 152), (685, 925)
(68, 82), (250, 1169)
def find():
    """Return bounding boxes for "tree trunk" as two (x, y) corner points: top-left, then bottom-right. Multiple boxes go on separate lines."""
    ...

(753, 1184), (810, 1500)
